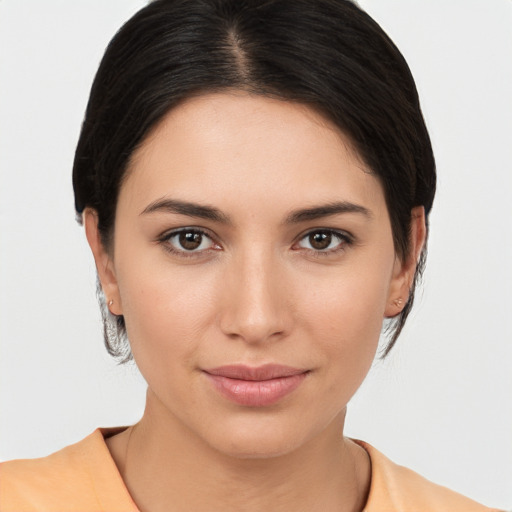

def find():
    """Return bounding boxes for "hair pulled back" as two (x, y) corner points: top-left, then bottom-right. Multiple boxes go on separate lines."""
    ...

(73, 0), (436, 362)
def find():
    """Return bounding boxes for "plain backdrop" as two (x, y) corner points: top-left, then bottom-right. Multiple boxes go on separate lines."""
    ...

(0, 0), (511, 508)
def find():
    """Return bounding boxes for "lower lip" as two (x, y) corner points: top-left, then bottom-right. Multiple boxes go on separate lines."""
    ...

(204, 372), (308, 407)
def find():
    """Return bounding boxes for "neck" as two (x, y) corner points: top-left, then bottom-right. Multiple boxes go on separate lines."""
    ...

(107, 389), (370, 512)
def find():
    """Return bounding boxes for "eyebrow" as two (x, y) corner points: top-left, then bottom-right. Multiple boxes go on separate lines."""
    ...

(284, 201), (373, 224)
(140, 198), (231, 223)
(140, 198), (372, 224)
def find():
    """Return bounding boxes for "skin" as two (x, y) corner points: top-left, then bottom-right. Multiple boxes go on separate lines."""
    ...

(85, 91), (426, 512)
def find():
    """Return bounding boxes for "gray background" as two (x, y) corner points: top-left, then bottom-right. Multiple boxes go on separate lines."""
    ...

(0, 1), (511, 508)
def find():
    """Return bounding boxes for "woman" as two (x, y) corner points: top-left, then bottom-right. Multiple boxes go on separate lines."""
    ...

(0, 1), (505, 510)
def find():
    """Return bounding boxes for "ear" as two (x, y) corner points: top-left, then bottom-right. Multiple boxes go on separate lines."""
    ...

(83, 209), (123, 315)
(385, 206), (426, 318)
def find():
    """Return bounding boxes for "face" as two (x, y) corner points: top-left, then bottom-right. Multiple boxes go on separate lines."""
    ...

(87, 92), (418, 458)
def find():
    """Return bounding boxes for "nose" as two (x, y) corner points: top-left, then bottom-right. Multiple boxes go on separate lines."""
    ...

(218, 249), (292, 345)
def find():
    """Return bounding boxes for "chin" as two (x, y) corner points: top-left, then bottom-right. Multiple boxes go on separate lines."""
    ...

(201, 414), (317, 460)
(214, 434), (304, 460)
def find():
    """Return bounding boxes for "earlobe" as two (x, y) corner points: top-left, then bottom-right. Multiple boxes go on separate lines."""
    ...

(83, 209), (123, 315)
(385, 206), (426, 318)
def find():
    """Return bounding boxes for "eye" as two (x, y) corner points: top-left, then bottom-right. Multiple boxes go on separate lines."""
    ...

(296, 229), (351, 253)
(160, 228), (218, 255)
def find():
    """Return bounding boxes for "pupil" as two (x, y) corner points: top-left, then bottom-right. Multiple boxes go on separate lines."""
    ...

(310, 232), (331, 250)
(179, 232), (202, 250)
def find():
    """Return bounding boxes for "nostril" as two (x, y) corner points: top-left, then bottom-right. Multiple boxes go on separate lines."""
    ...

(219, 299), (289, 344)
(217, 258), (292, 343)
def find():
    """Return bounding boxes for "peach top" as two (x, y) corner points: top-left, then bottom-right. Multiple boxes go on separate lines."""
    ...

(0, 428), (499, 511)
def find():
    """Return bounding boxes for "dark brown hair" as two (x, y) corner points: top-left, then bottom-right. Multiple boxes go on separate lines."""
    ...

(73, 0), (436, 362)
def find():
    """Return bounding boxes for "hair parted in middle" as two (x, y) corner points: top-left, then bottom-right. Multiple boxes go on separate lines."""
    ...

(72, 0), (436, 362)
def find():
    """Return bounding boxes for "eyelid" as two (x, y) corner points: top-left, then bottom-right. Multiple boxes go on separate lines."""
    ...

(293, 228), (354, 254)
(157, 226), (221, 257)
(155, 226), (353, 259)
(157, 226), (212, 242)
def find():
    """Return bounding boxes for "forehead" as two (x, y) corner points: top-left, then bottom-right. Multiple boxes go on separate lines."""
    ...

(121, 92), (385, 217)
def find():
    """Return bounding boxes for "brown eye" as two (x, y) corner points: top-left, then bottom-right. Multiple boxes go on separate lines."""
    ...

(179, 231), (203, 250)
(296, 229), (349, 253)
(309, 232), (332, 250)
(165, 229), (215, 253)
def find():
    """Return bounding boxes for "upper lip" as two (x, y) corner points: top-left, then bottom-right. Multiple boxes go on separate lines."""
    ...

(203, 364), (308, 381)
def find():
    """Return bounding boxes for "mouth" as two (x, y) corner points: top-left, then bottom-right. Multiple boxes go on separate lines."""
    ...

(202, 364), (310, 407)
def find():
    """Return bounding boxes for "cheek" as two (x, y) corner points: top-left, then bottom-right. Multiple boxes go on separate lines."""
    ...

(294, 255), (393, 390)
(115, 248), (220, 378)
(298, 257), (392, 340)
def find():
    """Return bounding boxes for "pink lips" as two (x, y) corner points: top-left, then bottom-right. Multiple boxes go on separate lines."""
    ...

(203, 364), (309, 407)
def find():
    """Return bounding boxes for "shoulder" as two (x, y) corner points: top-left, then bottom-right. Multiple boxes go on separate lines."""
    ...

(0, 428), (137, 512)
(354, 440), (501, 512)
(0, 430), (103, 511)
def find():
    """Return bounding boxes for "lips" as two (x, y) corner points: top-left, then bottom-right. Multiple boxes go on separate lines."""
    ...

(203, 364), (309, 407)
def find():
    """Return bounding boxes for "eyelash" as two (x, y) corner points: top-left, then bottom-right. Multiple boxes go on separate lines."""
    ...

(294, 229), (353, 258)
(157, 228), (354, 259)
(157, 228), (219, 258)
